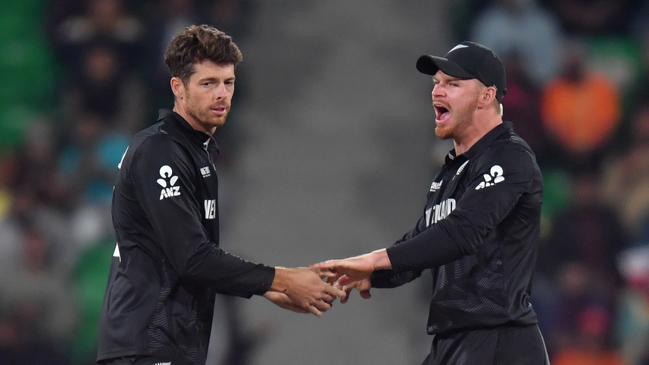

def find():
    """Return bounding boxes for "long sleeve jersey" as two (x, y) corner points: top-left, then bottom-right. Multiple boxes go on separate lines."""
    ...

(371, 122), (543, 334)
(97, 111), (275, 364)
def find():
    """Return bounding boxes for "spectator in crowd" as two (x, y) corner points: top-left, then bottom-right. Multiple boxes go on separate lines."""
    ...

(58, 113), (128, 206)
(616, 245), (649, 365)
(53, 0), (144, 72)
(602, 99), (649, 241)
(541, 41), (621, 167)
(10, 120), (70, 209)
(208, 0), (255, 39)
(471, 0), (561, 86)
(552, 305), (624, 365)
(541, 170), (627, 283)
(547, 0), (635, 35)
(61, 41), (147, 133)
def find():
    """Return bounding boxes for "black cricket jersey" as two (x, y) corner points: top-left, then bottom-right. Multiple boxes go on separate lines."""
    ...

(97, 111), (275, 364)
(371, 122), (543, 334)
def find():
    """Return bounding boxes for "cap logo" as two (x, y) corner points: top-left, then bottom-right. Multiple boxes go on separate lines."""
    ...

(448, 44), (469, 53)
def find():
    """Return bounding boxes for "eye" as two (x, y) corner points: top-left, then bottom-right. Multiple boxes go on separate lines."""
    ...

(449, 81), (459, 87)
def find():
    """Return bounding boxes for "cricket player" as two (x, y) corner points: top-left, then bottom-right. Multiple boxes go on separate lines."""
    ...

(316, 42), (549, 365)
(97, 25), (344, 365)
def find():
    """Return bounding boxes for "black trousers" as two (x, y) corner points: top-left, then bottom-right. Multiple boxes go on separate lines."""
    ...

(422, 324), (550, 365)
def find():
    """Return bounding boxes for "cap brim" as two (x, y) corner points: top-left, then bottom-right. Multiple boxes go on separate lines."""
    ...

(416, 55), (474, 79)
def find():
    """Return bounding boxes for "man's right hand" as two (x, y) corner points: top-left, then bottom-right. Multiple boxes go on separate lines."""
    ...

(270, 267), (346, 316)
(335, 276), (372, 304)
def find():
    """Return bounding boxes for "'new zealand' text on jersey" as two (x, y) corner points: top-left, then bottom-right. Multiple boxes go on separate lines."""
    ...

(97, 111), (275, 364)
(371, 122), (543, 334)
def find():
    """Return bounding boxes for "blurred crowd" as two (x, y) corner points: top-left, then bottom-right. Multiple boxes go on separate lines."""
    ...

(0, 0), (648, 364)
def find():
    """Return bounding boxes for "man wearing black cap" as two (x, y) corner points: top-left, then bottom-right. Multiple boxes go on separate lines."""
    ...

(315, 41), (549, 364)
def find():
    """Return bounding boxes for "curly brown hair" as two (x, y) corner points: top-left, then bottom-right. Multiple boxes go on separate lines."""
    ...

(164, 24), (243, 84)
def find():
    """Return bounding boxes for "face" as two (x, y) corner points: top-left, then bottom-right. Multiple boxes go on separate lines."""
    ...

(431, 71), (483, 140)
(172, 60), (235, 134)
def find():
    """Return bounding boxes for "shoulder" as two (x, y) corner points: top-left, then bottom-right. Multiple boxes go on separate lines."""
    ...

(131, 123), (187, 160)
(485, 131), (537, 164)
(472, 133), (541, 180)
(125, 123), (193, 178)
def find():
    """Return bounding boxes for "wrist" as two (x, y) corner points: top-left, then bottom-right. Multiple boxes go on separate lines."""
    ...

(270, 267), (290, 293)
(370, 249), (392, 271)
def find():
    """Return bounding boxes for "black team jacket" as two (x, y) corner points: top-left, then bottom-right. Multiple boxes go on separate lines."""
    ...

(97, 111), (275, 364)
(372, 122), (544, 334)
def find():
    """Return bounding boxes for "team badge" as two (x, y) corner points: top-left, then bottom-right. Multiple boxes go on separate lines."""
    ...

(157, 165), (181, 200)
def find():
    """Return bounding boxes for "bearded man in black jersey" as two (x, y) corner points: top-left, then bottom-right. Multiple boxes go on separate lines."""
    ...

(97, 25), (344, 365)
(316, 42), (549, 365)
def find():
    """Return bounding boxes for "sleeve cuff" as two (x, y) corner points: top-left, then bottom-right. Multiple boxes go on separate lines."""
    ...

(251, 265), (276, 297)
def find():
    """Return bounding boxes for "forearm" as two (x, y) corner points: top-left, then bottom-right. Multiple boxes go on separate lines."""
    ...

(184, 243), (276, 298)
(370, 269), (422, 288)
(386, 218), (465, 272)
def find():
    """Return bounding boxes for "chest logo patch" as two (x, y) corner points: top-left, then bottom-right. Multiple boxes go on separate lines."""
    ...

(157, 165), (181, 200)
(200, 166), (211, 178)
(475, 165), (505, 190)
(430, 180), (443, 192)
(456, 160), (469, 176)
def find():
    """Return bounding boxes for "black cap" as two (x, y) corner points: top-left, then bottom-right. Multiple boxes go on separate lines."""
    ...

(416, 41), (507, 101)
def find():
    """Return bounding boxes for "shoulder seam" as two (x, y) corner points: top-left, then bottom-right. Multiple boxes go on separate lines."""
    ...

(128, 131), (191, 183)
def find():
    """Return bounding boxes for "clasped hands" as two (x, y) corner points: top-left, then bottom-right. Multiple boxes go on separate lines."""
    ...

(264, 249), (390, 317)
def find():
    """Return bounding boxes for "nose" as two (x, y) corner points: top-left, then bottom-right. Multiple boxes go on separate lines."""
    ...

(214, 83), (229, 100)
(432, 83), (444, 99)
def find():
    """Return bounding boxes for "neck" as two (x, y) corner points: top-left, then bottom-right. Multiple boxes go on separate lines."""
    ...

(453, 114), (503, 155)
(172, 104), (215, 135)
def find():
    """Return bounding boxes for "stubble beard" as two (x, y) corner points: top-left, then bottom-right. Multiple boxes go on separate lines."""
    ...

(434, 126), (452, 140)
(186, 95), (229, 133)
(435, 97), (477, 141)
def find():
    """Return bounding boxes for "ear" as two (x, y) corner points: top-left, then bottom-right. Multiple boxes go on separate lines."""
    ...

(478, 86), (497, 108)
(170, 77), (185, 100)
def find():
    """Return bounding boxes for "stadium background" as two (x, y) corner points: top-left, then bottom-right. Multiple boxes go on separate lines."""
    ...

(1, 0), (649, 364)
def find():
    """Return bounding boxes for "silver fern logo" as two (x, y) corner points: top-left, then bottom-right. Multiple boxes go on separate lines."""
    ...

(157, 165), (181, 200)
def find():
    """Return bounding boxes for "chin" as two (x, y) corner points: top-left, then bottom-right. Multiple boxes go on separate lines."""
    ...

(435, 127), (452, 140)
(212, 120), (227, 128)
(207, 116), (227, 128)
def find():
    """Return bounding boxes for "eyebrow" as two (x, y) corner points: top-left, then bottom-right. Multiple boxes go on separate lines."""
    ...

(197, 76), (236, 82)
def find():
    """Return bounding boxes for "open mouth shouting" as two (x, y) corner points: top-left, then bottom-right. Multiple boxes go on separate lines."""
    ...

(434, 103), (451, 124)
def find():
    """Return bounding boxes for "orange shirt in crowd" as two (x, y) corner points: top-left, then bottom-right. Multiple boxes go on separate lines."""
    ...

(541, 74), (620, 154)
(552, 349), (624, 365)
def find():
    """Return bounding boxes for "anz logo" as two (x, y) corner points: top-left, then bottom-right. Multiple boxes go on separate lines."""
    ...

(475, 165), (505, 190)
(157, 165), (181, 200)
(425, 198), (456, 227)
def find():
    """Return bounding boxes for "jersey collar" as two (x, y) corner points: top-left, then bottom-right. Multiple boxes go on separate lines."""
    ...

(158, 109), (220, 154)
(445, 121), (513, 163)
